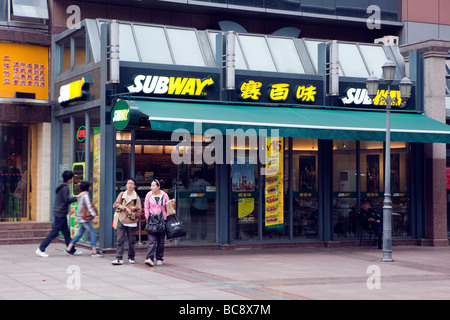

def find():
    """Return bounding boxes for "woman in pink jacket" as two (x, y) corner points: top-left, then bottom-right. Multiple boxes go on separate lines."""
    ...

(144, 179), (170, 266)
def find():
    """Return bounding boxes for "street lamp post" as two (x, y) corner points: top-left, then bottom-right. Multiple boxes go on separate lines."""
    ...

(366, 60), (412, 262)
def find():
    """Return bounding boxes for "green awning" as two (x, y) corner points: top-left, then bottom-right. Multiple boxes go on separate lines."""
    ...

(133, 100), (450, 143)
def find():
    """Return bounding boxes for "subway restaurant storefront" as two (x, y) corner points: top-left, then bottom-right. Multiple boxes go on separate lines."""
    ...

(53, 19), (450, 249)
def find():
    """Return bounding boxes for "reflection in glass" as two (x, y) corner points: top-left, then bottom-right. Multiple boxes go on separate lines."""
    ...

(119, 24), (139, 62)
(166, 29), (205, 67)
(238, 35), (276, 72)
(267, 37), (305, 73)
(134, 26), (173, 64)
(333, 140), (357, 238)
(292, 138), (319, 239)
(338, 43), (368, 78)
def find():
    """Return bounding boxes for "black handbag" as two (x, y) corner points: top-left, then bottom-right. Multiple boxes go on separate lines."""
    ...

(165, 214), (187, 239)
(145, 212), (165, 235)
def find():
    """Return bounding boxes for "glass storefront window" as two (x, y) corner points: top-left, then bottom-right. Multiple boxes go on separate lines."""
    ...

(116, 129), (217, 244)
(333, 140), (357, 238)
(333, 140), (411, 239)
(390, 142), (411, 237)
(0, 125), (29, 221)
(292, 138), (319, 239)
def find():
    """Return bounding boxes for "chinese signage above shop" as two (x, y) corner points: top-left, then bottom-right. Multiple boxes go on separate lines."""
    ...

(231, 75), (324, 105)
(0, 43), (48, 100)
(239, 80), (317, 103)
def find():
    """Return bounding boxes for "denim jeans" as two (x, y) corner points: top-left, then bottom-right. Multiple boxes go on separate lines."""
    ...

(39, 216), (74, 253)
(71, 220), (97, 247)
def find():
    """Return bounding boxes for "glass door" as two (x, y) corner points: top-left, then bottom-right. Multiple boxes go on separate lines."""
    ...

(292, 138), (319, 239)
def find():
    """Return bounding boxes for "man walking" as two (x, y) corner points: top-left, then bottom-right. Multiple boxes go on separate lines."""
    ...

(35, 171), (82, 257)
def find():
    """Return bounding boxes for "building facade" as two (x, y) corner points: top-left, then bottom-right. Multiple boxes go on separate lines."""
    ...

(2, 0), (450, 249)
(0, 0), (52, 223)
(51, 16), (450, 249)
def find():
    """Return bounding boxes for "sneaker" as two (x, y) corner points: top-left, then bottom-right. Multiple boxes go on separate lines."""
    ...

(65, 249), (83, 256)
(111, 259), (123, 265)
(156, 260), (163, 266)
(92, 252), (103, 257)
(35, 248), (48, 258)
(128, 259), (136, 264)
(144, 259), (154, 266)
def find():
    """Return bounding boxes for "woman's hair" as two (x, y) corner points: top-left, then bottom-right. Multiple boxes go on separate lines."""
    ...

(151, 179), (160, 188)
(80, 180), (91, 192)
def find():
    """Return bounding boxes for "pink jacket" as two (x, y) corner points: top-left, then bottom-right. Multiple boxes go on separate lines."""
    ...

(144, 191), (170, 221)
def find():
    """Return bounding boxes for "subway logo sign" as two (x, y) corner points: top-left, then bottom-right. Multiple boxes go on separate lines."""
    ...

(127, 75), (214, 97)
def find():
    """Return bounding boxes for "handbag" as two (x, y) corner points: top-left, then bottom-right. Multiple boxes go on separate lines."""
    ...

(112, 192), (124, 229)
(145, 212), (165, 235)
(165, 214), (186, 239)
(79, 197), (96, 221)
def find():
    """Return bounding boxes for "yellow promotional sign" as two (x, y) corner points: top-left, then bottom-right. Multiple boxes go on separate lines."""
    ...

(265, 138), (284, 228)
(0, 43), (49, 100)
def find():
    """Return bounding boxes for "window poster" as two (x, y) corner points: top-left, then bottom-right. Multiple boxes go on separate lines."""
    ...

(232, 158), (256, 224)
(265, 137), (284, 228)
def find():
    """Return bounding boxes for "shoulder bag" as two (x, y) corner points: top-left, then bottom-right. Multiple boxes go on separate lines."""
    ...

(80, 196), (96, 221)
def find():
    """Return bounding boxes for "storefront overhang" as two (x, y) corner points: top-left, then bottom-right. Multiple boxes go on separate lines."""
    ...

(129, 100), (450, 143)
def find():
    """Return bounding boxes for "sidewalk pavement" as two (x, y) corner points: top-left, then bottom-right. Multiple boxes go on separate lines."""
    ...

(0, 243), (449, 300)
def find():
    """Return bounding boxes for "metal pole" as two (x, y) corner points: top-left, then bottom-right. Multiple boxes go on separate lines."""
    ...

(382, 85), (394, 262)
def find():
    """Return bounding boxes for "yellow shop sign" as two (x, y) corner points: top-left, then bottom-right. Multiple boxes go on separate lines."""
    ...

(58, 76), (91, 104)
(0, 43), (48, 100)
(127, 75), (214, 96)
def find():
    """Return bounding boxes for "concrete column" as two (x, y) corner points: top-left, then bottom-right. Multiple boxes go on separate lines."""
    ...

(401, 39), (450, 246)
(34, 122), (52, 222)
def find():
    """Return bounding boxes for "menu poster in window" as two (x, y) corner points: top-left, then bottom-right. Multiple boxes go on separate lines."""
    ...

(265, 137), (284, 228)
(0, 43), (48, 100)
(93, 126), (101, 228)
(232, 158), (256, 223)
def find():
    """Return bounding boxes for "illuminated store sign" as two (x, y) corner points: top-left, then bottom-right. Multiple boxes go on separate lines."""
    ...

(127, 75), (214, 97)
(112, 100), (140, 130)
(58, 76), (91, 104)
(239, 80), (317, 103)
(341, 87), (403, 106)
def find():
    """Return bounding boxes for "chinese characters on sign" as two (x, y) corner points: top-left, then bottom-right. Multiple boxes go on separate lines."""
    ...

(2, 59), (46, 88)
(265, 137), (284, 228)
(239, 80), (317, 103)
(0, 43), (48, 100)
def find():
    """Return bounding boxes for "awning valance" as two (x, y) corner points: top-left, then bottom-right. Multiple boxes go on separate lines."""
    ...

(129, 100), (450, 143)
